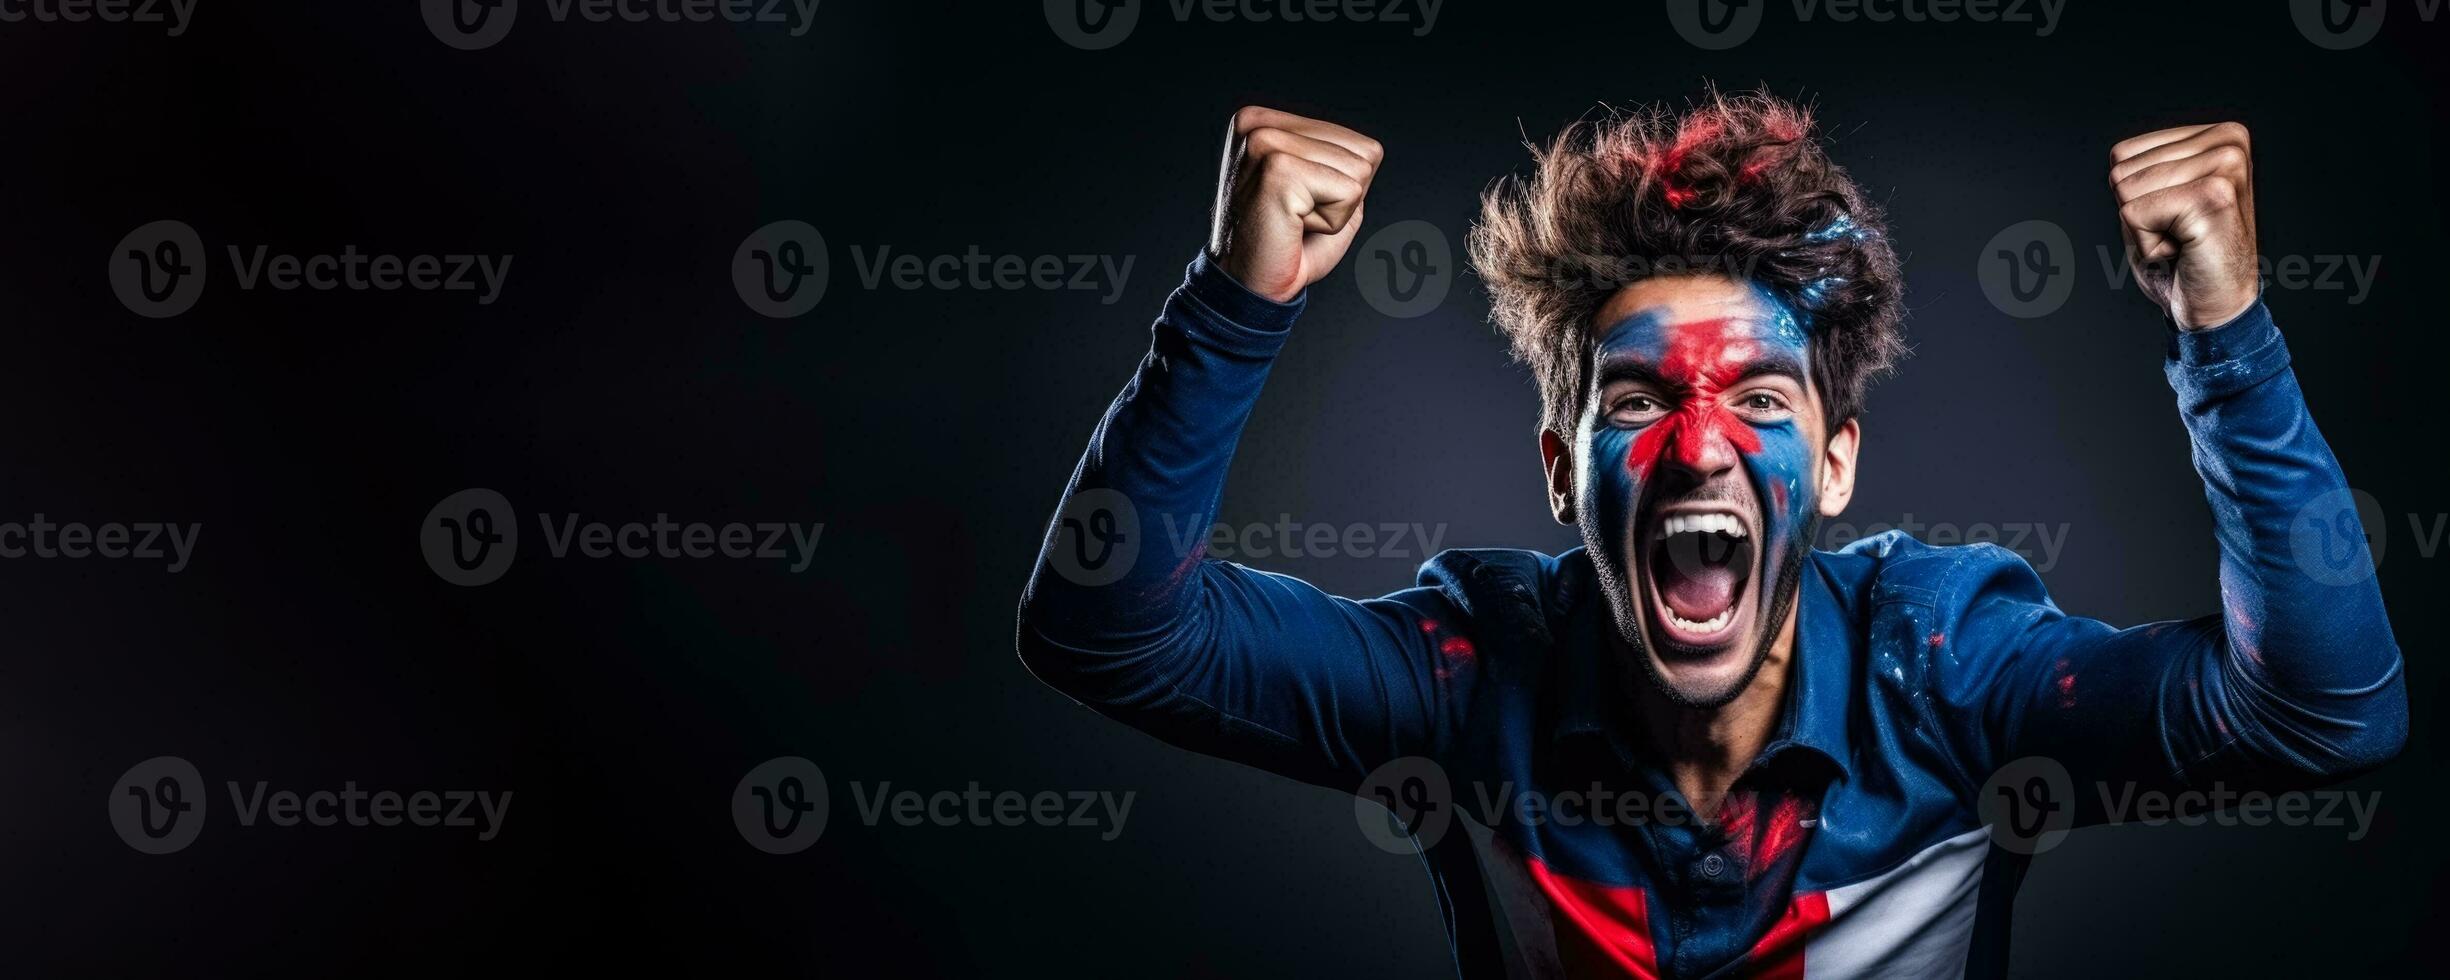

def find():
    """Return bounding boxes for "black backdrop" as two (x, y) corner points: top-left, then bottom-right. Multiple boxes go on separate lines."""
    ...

(5, 0), (2444, 975)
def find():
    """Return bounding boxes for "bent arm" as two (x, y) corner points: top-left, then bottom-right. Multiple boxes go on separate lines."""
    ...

(1016, 256), (1473, 789)
(1956, 303), (2405, 804)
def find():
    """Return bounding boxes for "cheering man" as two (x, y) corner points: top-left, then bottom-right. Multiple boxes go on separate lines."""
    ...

(1016, 91), (2403, 978)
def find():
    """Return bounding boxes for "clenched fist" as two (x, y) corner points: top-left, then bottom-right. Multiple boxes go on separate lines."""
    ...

(1208, 107), (1384, 303)
(2110, 122), (2261, 330)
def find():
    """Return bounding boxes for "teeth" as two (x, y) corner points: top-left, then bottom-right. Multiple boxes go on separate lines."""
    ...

(1655, 513), (1747, 540)
(1665, 605), (1737, 635)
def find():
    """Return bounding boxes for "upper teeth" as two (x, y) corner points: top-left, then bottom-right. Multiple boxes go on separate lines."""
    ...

(1657, 513), (1745, 539)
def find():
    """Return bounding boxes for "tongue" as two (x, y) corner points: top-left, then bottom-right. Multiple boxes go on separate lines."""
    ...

(1660, 563), (1739, 622)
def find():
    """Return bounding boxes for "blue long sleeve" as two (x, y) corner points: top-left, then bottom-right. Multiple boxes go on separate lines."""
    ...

(1016, 254), (1477, 789)
(1926, 302), (2406, 802)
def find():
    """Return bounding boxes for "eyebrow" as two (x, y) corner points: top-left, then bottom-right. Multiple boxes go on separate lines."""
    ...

(1592, 348), (1807, 391)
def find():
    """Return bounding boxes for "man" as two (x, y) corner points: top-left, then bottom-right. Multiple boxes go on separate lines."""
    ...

(1015, 91), (2404, 978)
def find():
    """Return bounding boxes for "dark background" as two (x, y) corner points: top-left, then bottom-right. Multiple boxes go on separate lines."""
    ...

(3, 0), (2442, 975)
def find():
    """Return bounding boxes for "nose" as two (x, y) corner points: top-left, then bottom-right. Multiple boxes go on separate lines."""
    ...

(1660, 404), (1742, 487)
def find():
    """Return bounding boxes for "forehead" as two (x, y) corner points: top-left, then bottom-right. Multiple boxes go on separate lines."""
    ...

(1589, 275), (1806, 356)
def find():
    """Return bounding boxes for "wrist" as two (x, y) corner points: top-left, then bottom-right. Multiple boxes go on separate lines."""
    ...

(1184, 251), (1306, 335)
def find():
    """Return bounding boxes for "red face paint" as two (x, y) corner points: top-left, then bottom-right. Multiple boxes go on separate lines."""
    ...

(1622, 318), (1769, 481)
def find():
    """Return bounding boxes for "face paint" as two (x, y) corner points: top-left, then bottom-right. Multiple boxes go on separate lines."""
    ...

(1576, 281), (1821, 708)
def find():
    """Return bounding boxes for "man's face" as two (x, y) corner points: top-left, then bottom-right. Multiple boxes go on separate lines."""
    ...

(1546, 275), (1854, 709)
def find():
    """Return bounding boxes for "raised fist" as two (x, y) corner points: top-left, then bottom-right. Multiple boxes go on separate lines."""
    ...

(2110, 122), (2261, 330)
(1208, 107), (1384, 303)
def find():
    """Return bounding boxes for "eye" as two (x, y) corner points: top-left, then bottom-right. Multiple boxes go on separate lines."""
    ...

(1732, 389), (1795, 421)
(1607, 393), (1670, 426)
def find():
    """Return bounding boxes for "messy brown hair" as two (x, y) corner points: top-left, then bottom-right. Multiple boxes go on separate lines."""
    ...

(1469, 89), (1906, 436)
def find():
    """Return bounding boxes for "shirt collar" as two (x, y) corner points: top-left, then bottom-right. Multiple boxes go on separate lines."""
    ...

(1550, 549), (1855, 781)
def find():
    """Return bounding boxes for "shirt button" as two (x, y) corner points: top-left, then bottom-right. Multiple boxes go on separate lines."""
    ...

(1700, 854), (1725, 878)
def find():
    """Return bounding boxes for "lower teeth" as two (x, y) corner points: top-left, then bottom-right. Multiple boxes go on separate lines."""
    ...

(1668, 607), (1735, 634)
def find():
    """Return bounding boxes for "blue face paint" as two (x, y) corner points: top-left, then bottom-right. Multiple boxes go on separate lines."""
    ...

(1577, 282), (1820, 689)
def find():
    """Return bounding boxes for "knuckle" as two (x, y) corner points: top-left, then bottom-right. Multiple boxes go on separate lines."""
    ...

(1231, 105), (1269, 132)
(2207, 143), (2249, 172)
(1247, 148), (1287, 179)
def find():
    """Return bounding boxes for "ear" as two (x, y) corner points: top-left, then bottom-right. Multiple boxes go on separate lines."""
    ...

(1538, 429), (1576, 525)
(1818, 417), (1861, 518)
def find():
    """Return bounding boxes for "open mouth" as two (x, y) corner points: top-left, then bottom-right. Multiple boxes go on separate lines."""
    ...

(1641, 507), (1757, 653)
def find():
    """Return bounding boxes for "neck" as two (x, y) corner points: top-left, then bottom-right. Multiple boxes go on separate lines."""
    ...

(1630, 603), (1798, 821)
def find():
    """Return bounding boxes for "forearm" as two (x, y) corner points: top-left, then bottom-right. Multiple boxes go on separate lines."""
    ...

(1014, 254), (1468, 781)
(1019, 253), (1300, 664)
(2166, 301), (2406, 771)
